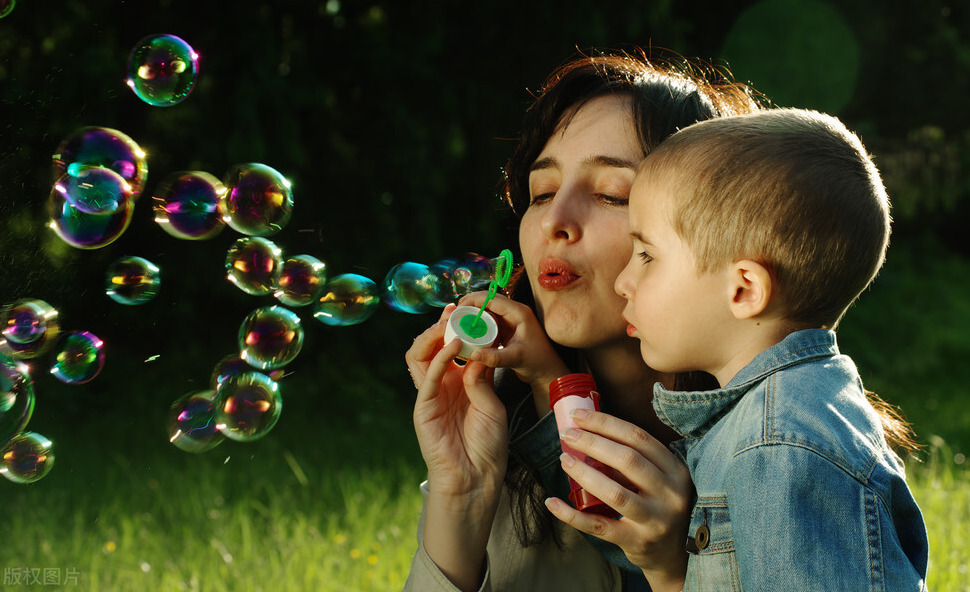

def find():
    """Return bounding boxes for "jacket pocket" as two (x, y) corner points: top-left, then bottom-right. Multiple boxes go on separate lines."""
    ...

(684, 498), (742, 591)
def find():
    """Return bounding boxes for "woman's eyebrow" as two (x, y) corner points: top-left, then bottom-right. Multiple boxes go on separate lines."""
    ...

(530, 156), (558, 172)
(530, 155), (638, 173)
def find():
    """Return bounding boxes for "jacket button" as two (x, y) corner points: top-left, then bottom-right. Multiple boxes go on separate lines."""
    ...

(694, 525), (710, 550)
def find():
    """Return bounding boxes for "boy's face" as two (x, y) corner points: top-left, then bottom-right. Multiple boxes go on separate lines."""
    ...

(614, 171), (732, 377)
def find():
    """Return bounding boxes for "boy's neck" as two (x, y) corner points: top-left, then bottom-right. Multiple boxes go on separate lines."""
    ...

(710, 321), (798, 387)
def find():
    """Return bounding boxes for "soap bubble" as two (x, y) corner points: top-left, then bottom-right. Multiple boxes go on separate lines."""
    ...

(313, 273), (380, 326)
(153, 171), (227, 240)
(211, 354), (255, 388)
(225, 237), (282, 296)
(1, 431), (54, 484)
(0, 0), (15, 19)
(0, 352), (34, 449)
(167, 389), (224, 453)
(214, 372), (282, 442)
(52, 167), (132, 214)
(49, 331), (105, 385)
(222, 163), (293, 236)
(0, 300), (59, 359)
(105, 256), (161, 305)
(48, 186), (135, 249)
(275, 255), (326, 307)
(382, 262), (432, 314)
(52, 127), (148, 197)
(126, 34), (199, 107)
(239, 306), (304, 370)
(425, 257), (462, 307)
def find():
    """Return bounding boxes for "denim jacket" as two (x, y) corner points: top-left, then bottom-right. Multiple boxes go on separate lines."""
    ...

(653, 329), (928, 591)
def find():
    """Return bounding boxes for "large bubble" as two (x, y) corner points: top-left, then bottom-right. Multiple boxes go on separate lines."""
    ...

(51, 126), (148, 198)
(275, 255), (326, 307)
(1, 431), (54, 484)
(453, 253), (499, 296)
(0, 352), (34, 449)
(126, 34), (200, 107)
(48, 187), (135, 249)
(225, 237), (282, 296)
(425, 257), (462, 307)
(238, 306), (304, 370)
(222, 163), (293, 236)
(214, 372), (282, 442)
(167, 389), (224, 453)
(382, 262), (432, 314)
(0, 300), (60, 359)
(105, 256), (161, 305)
(52, 167), (132, 215)
(313, 273), (380, 327)
(152, 171), (227, 240)
(49, 331), (105, 385)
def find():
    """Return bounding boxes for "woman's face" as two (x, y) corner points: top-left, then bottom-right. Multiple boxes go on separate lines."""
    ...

(519, 94), (642, 349)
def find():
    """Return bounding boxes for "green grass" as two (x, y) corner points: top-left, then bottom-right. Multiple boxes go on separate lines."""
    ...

(3, 234), (968, 590)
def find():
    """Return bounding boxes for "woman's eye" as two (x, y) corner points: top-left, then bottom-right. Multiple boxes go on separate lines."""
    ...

(596, 193), (629, 206)
(530, 192), (554, 205)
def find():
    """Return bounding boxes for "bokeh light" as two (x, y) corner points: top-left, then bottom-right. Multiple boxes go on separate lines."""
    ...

(382, 262), (431, 314)
(49, 331), (105, 385)
(126, 34), (200, 107)
(152, 171), (227, 240)
(0, 299), (60, 360)
(105, 256), (161, 305)
(222, 163), (294, 236)
(51, 126), (148, 198)
(238, 306), (304, 370)
(0, 351), (34, 449)
(225, 237), (283, 296)
(313, 273), (380, 327)
(167, 389), (224, 453)
(275, 255), (326, 307)
(1, 431), (54, 484)
(214, 371), (282, 442)
(52, 167), (132, 215)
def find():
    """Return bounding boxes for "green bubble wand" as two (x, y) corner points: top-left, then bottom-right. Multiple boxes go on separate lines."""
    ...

(458, 249), (513, 339)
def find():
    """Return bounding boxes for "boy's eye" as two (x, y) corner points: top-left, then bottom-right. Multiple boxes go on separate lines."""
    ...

(637, 251), (654, 264)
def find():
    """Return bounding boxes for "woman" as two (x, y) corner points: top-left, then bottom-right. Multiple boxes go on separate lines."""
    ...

(405, 49), (763, 592)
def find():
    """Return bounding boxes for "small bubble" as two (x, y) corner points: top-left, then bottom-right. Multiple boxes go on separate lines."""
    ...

(222, 163), (293, 237)
(126, 34), (199, 107)
(225, 237), (283, 296)
(0, 431), (55, 484)
(105, 256), (161, 305)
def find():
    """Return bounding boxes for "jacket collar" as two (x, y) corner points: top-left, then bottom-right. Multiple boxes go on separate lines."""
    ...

(653, 329), (839, 438)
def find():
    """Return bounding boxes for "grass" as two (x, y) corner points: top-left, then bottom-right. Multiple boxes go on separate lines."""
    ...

(2, 235), (968, 590)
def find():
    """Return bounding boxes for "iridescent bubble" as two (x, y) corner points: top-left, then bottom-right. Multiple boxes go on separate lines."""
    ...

(313, 274), (380, 327)
(52, 126), (148, 197)
(49, 331), (105, 385)
(152, 171), (227, 240)
(425, 257), (461, 307)
(1, 432), (54, 484)
(167, 389), (224, 453)
(0, 300), (59, 359)
(214, 372), (282, 442)
(0, 0), (15, 19)
(382, 262), (432, 314)
(52, 167), (132, 214)
(238, 306), (304, 370)
(225, 237), (282, 296)
(126, 34), (199, 107)
(211, 354), (255, 388)
(105, 256), (161, 305)
(0, 351), (34, 449)
(275, 255), (326, 307)
(454, 253), (499, 296)
(222, 163), (294, 236)
(48, 186), (134, 250)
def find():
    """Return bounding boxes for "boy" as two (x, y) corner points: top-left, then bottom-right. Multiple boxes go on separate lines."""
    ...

(612, 108), (928, 590)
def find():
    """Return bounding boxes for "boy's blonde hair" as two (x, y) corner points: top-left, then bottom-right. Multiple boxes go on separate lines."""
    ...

(641, 108), (890, 329)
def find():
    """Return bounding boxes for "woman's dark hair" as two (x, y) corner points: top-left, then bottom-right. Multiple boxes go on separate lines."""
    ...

(500, 48), (765, 547)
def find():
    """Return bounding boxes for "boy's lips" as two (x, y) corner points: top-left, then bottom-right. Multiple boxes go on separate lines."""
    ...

(536, 257), (580, 290)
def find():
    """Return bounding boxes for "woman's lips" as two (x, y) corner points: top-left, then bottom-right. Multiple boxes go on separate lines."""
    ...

(537, 257), (580, 290)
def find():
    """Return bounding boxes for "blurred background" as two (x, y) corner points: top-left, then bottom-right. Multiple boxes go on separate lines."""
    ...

(1, 0), (968, 590)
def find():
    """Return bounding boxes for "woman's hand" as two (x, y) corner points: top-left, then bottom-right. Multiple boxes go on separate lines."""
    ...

(544, 409), (692, 592)
(406, 305), (509, 592)
(458, 292), (570, 414)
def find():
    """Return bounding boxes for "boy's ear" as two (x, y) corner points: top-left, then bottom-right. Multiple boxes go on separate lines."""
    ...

(729, 259), (772, 320)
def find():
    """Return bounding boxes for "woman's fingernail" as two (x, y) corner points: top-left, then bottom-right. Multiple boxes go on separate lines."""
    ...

(559, 452), (576, 468)
(560, 428), (580, 442)
(569, 408), (590, 421)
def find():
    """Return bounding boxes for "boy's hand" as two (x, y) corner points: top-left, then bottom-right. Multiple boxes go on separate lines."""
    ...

(458, 292), (570, 412)
(544, 409), (691, 592)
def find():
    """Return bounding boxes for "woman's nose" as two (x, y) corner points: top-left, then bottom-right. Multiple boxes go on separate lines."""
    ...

(540, 188), (583, 242)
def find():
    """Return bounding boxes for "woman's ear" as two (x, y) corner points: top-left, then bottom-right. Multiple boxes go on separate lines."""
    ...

(729, 260), (772, 320)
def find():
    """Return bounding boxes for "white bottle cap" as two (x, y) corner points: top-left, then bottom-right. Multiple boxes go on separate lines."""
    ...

(443, 305), (499, 361)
